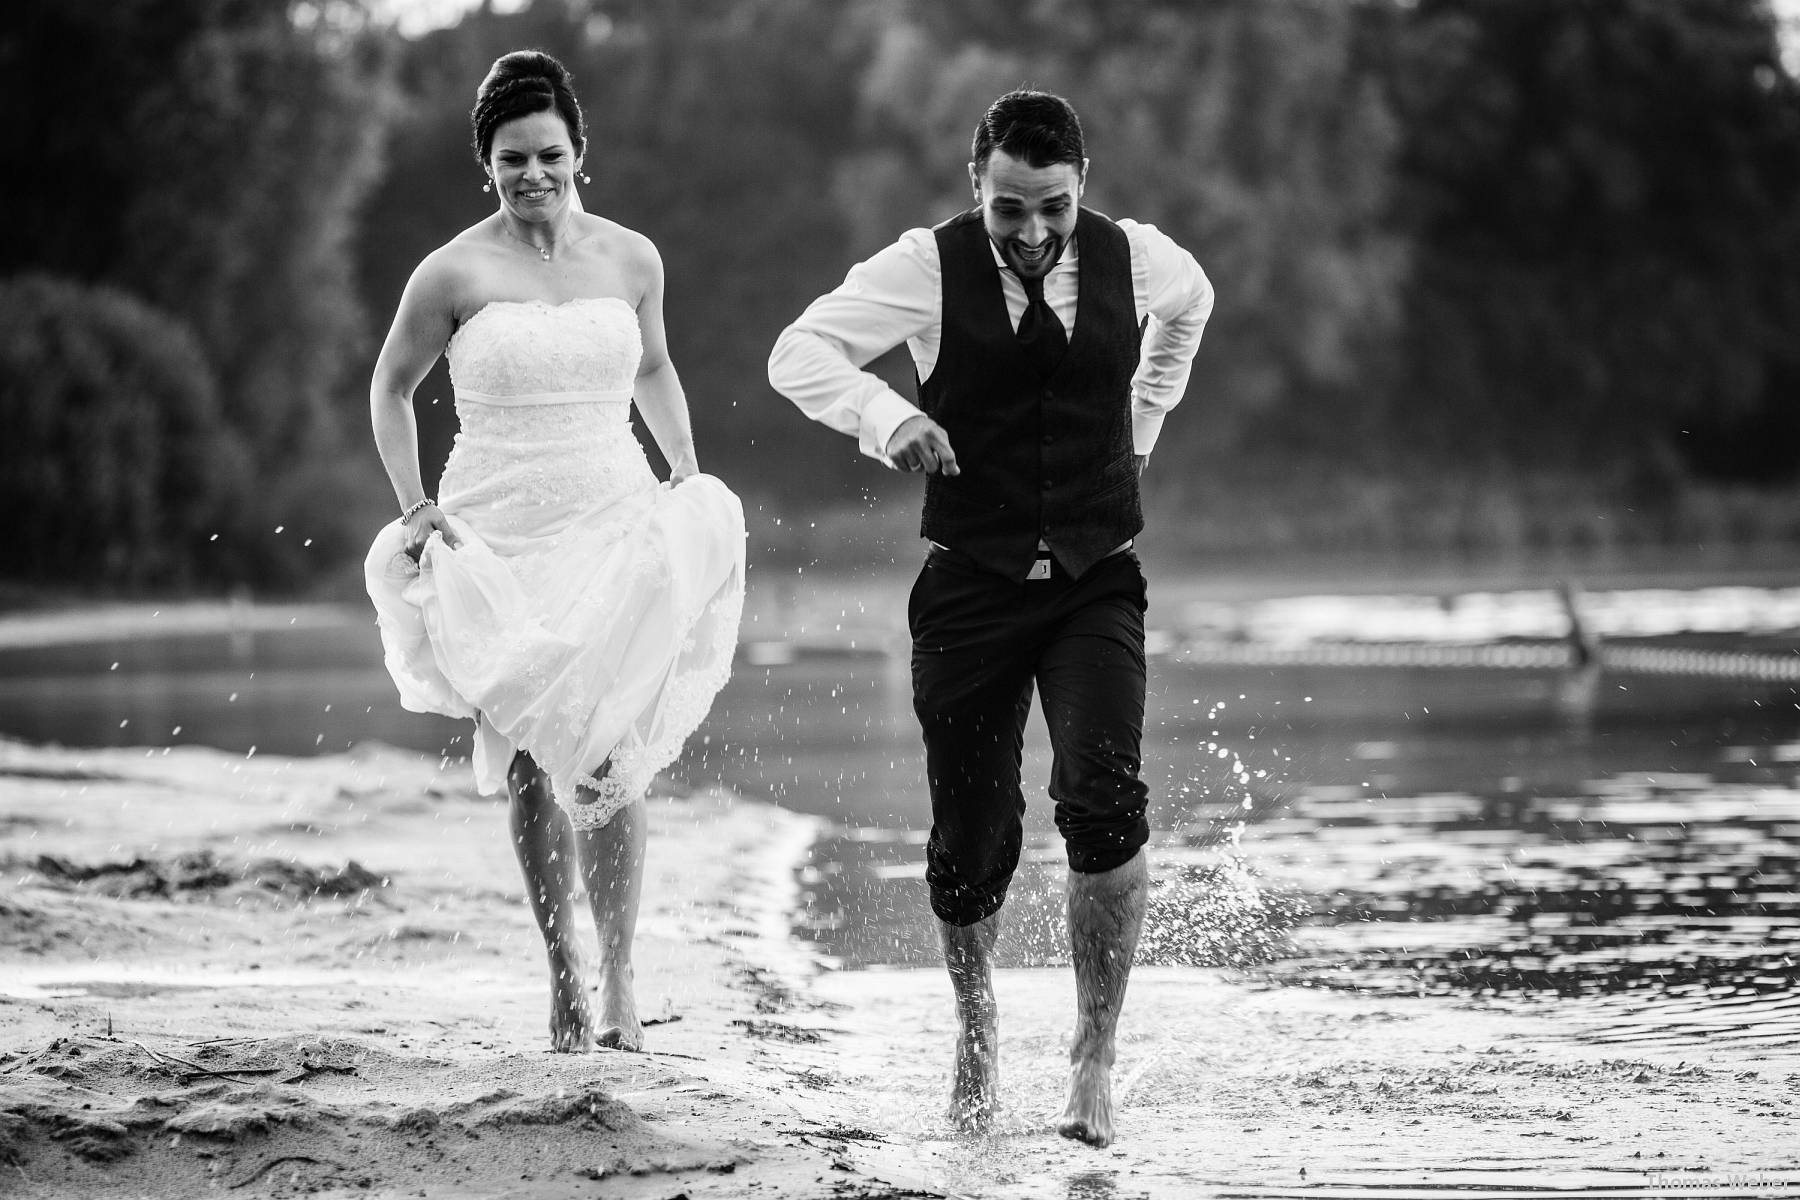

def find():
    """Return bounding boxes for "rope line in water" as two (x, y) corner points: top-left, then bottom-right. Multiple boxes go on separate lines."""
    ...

(1174, 637), (1800, 681)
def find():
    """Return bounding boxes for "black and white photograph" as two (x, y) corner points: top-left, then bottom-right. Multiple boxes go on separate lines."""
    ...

(3, 1), (1799, 1196)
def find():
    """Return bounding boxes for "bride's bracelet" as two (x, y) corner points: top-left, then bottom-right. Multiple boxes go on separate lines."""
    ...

(399, 497), (435, 524)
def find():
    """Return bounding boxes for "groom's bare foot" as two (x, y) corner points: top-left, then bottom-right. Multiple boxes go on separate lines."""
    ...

(1055, 1058), (1115, 1147)
(594, 965), (643, 1051)
(548, 958), (596, 1052)
(944, 1013), (999, 1131)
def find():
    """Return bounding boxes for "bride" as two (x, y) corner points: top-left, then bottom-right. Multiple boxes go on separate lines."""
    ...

(363, 50), (745, 1052)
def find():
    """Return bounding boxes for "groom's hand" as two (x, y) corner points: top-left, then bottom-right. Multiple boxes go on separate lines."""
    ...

(886, 416), (960, 476)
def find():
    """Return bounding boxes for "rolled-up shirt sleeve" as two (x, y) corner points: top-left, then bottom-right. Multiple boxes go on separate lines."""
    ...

(767, 230), (941, 464)
(1124, 221), (1214, 455)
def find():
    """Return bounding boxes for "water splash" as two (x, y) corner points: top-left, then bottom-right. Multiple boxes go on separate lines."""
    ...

(1138, 853), (1306, 968)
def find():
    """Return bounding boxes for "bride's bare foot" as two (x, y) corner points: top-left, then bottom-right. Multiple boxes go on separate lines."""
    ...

(593, 964), (642, 1051)
(1055, 1058), (1114, 1147)
(944, 1010), (999, 1131)
(548, 956), (596, 1052)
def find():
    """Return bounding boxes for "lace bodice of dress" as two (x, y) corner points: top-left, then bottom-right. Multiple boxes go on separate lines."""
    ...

(435, 297), (657, 533)
(449, 297), (642, 396)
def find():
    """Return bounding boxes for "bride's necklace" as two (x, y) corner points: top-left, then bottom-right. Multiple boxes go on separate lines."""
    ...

(499, 217), (566, 262)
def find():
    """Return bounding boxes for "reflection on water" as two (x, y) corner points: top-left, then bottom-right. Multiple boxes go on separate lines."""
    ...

(780, 653), (1800, 1045)
(0, 623), (470, 761)
(4, 610), (1800, 1044)
(1237, 768), (1800, 1046)
(0, 620), (928, 825)
(795, 730), (1800, 1044)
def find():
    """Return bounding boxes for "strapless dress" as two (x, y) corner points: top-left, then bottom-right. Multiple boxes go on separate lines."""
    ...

(364, 297), (745, 827)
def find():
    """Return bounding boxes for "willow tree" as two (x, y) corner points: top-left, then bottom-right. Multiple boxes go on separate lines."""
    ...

(0, 0), (396, 585)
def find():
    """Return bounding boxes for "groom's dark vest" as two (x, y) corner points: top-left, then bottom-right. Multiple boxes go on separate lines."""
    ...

(919, 207), (1143, 580)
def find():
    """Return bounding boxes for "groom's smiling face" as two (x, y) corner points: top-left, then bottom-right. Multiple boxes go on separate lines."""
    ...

(970, 149), (1087, 281)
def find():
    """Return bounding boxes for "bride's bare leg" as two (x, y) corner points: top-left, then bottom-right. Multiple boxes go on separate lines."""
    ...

(574, 792), (646, 1051)
(507, 751), (595, 1052)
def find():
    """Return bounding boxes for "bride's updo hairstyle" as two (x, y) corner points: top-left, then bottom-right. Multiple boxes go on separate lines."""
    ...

(470, 50), (587, 165)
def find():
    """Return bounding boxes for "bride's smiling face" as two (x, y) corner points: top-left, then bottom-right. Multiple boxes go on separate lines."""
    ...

(487, 110), (583, 222)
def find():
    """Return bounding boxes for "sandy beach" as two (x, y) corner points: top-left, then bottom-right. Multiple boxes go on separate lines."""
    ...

(2, 734), (1796, 1198)
(0, 738), (911, 1198)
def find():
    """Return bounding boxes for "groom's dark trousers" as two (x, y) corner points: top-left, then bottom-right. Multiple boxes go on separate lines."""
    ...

(913, 544), (1149, 926)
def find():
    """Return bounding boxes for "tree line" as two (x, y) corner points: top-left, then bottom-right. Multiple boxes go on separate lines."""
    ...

(3, 0), (1796, 590)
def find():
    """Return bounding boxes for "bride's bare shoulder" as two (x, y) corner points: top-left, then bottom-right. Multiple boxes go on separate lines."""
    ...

(575, 215), (662, 301)
(406, 224), (510, 318)
(437, 222), (511, 271)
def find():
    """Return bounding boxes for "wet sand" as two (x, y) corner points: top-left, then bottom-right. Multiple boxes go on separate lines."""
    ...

(0, 738), (909, 1198)
(2, 737), (1796, 1198)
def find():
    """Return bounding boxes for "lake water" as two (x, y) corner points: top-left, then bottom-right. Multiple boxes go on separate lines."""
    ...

(2, 597), (1798, 1038)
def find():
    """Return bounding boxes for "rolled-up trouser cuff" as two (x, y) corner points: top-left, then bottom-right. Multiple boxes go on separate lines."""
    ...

(929, 877), (1011, 927)
(1065, 816), (1151, 875)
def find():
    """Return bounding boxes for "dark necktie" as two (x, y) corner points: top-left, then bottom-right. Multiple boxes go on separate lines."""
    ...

(1016, 275), (1067, 371)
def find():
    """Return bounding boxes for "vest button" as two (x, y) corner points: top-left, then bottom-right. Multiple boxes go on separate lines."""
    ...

(1041, 433), (1054, 445)
(1042, 478), (1053, 489)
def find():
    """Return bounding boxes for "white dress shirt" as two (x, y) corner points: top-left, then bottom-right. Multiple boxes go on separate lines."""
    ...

(767, 219), (1214, 465)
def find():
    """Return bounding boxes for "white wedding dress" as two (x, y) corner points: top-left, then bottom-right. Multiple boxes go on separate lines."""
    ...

(364, 297), (746, 828)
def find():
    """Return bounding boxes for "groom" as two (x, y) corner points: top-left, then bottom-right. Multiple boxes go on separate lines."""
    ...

(767, 89), (1213, 1147)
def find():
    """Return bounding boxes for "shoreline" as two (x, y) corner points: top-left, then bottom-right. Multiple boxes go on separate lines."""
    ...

(3, 738), (1798, 1196)
(0, 600), (368, 651)
(0, 737), (929, 1198)
(8, 561), (1800, 656)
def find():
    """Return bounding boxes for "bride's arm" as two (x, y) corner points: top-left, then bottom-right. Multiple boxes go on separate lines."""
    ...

(371, 253), (463, 556)
(629, 236), (699, 483)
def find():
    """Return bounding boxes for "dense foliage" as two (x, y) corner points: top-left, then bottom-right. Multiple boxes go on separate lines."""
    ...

(1391, 0), (1800, 482)
(0, 0), (393, 586)
(3, 0), (1797, 589)
(0, 276), (254, 586)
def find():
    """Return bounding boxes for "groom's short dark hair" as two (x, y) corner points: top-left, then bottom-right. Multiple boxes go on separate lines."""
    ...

(971, 90), (1085, 173)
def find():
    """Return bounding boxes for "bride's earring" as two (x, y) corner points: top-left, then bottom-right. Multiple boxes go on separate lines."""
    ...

(482, 176), (492, 193)
(579, 171), (591, 185)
